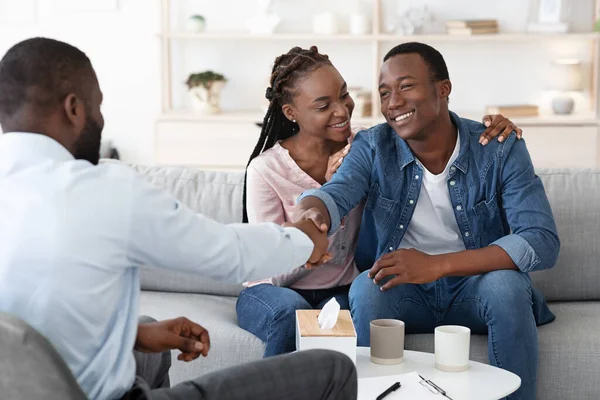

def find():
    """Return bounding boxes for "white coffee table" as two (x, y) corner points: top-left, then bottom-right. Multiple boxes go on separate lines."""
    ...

(356, 347), (520, 400)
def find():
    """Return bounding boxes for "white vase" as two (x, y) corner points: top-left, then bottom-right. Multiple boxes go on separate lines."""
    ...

(189, 81), (225, 114)
(551, 93), (575, 115)
(313, 12), (338, 35)
(349, 14), (370, 35)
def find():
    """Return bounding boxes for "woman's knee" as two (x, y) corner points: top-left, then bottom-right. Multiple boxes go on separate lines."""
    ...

(237, 285), (310, 324)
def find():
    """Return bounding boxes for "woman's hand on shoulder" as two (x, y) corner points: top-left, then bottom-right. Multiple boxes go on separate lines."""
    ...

(325, 143), (351, 182)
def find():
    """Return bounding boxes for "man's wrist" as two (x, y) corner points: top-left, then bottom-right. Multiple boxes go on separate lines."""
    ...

(435, 254), (453, 278)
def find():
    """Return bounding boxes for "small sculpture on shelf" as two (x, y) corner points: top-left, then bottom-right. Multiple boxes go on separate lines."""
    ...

(386, 3), (433, 35)
(186, 71), (227, 115)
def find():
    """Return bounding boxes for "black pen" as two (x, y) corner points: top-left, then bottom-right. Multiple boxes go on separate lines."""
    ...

(376, 381), (401, 400)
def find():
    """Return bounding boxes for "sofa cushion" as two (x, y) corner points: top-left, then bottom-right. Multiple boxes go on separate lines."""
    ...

(530, 169), (600, 301)
(130, 164), (600, 301)
(138, 291), (264, 385)
(129, 165), (245, 221)
(129, 165), (246, 296)
(140, 267), (243, 297)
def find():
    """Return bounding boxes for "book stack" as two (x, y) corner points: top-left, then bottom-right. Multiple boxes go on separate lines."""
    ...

(446, 19), (498, 35)
(485, 105), (539, 118)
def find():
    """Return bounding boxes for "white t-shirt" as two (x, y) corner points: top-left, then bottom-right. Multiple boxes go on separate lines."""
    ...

(399, 134), (467, 255)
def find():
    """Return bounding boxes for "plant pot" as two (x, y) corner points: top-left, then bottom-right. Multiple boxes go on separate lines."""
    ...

(186, 18), (206, 33)
(189, 81), (225, 114)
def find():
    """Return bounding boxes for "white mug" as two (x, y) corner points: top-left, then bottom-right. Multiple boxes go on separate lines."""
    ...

(434, 325), (470, 372)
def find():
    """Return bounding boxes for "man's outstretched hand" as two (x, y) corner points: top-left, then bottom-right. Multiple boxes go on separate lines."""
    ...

(135, 317), (210, 362)
(285, 218), (331, 267)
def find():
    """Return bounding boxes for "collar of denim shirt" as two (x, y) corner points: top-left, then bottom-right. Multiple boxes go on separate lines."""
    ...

(391, 111), (471, 174)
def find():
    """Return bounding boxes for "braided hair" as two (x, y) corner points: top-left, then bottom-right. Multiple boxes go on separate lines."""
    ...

(242, 46), (332, 222)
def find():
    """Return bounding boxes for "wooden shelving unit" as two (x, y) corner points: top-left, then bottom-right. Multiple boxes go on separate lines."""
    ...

(156, 0), (600, 170)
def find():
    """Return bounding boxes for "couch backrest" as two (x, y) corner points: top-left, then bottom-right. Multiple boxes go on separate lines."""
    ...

(130, 165), (245, 297)
(530, 169), (600, 302)
(132, 164), (600, 302)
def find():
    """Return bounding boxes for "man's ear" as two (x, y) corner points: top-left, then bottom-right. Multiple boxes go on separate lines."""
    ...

(281, 104), (296, 123)
(438, 79), (452, 100)
(63, 93), (85, 128)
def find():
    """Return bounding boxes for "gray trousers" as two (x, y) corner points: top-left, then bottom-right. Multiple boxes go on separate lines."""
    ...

(126, 348), (357, 400)
(124, 317), (357, 400)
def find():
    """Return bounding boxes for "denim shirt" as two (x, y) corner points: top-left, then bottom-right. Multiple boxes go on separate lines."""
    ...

(299, 112), (560, 324)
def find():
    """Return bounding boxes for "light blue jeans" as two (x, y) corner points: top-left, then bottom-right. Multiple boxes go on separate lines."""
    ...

(236, 284), (351, 357)
(350, 269), (551, 400)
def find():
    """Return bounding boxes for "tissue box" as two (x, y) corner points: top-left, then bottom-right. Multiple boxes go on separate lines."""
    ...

(296, 310), (357, 364)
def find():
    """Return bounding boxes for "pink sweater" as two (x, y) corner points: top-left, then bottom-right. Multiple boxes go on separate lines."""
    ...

(246, 142), (362, 290)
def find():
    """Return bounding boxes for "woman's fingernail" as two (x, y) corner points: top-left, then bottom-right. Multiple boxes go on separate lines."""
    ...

(338, 157), (343, 163)
(195, 342), (204, 351)
(481, 138), (489, 146)
(485, 121), (491, 127)
(498, 136), (504, 143)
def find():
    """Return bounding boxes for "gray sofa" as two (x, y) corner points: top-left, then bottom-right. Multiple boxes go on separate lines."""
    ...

(134, 165), (600, 400)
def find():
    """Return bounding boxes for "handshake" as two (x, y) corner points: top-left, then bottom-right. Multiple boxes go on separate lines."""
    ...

(285, 206), (331, 268)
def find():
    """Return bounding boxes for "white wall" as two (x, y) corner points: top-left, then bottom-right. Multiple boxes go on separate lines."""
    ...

(0, 0), (596, 164)
(0, 0), (161, 164)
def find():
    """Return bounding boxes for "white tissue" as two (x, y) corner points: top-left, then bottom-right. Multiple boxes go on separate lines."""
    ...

(317, 297), (341, 330)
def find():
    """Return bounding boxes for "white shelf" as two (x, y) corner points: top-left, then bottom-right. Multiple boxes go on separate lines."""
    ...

(162, 32), (375, 41)
(159, 110), (599, 127)
(161, 32), (600, 42)
(378, 32), (600, 42)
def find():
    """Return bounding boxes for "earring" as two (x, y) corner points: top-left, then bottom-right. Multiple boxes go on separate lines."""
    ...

(292, 119), (296, 123)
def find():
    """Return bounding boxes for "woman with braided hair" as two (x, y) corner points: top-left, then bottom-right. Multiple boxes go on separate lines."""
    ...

(236, 45), (523, 357)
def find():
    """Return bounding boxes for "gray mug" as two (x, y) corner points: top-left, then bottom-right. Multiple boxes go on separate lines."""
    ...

(370, 319), (405, 365)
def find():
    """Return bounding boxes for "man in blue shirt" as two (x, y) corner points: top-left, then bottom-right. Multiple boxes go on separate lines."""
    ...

(296, 42), (560, 399)
(0, 38), (356, 400)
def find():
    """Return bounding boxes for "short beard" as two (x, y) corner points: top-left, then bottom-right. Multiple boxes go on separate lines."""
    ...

(73, 117), (102, 165)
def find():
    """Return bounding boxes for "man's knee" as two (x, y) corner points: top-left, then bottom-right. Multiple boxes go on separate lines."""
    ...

(475, 270), (533, 314)
(349, 271), (381, 307)
(304, 349), (356, 380)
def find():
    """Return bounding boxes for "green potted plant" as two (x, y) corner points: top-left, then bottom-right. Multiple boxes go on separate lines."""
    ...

(186, 71), (227, 114)
(186, 14), (206, 32)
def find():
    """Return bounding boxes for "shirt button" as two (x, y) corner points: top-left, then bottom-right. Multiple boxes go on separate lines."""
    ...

(456, 205), (462, 211)
(341, 245), (346, 250)
(465, 232), (471, 237)
(388, 246), (394, 251)
(409, 199), (414, 205)
(450, 180), (456, 186)
(415, 175), (419, 180)
(400, 225), (404, 229)
(450, 166), (456, 171)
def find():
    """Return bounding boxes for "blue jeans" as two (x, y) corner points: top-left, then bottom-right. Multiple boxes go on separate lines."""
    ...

(350, 270), (543, 400)
(236, 284), (351, 357)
